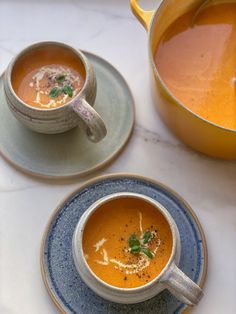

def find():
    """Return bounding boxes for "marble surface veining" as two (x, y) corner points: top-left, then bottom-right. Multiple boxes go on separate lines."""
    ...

(0, 1), (236, 314)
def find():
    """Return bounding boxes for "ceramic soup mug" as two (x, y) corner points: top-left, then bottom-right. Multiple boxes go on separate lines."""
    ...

(4, 42), (107, 143)
(72, 192), (203, 305)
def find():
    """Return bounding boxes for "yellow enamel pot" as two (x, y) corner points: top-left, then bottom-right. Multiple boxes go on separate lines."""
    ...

(131, 0), (236, 159)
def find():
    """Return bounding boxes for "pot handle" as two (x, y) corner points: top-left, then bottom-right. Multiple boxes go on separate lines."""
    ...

(130, 0), (155, 31)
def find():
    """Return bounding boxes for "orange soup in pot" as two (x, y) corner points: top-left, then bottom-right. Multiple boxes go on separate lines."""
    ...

(155, 3), (236, 130)
(82, 197), (172, 289)
(12, 46), (85, 109)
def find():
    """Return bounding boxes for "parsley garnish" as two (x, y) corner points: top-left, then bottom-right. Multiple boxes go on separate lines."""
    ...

(128, 231), (154, 259)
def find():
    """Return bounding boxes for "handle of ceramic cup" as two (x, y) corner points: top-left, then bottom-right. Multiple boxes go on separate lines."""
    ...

(72, 98), (107, 143)
(163, 263), (203, 306)
(130, 0), (155, 30)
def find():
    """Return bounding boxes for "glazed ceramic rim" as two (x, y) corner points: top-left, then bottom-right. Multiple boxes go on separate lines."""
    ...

(73, 192), (178, 293)
(6, 41), (90, 112)
(148, 0), (236, 134)
(40, 173), (208, 314)
(0, 53), (135, 179)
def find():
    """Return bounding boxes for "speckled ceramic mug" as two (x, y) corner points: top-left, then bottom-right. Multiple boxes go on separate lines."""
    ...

(72, 192), (203, 305)
(4, 42), (107, 143)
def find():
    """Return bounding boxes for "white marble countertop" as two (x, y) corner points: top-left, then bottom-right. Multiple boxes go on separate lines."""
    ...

(0, 1), (236, 313)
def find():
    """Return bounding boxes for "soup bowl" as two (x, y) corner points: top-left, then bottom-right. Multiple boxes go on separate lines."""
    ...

(72, 192), (203, 305)
(4, 41), (107, 143)
(131, 0), (236, 159)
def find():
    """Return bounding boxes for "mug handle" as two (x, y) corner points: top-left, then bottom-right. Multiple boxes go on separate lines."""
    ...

(130, 0), (155, 31)
(162, 263), (203, 306)
(72, 98), (107, 143)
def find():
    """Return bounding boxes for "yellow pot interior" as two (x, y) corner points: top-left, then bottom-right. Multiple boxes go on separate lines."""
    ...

(131, 0), (236, 159)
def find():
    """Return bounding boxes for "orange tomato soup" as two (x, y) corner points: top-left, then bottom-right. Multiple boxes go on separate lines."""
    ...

(12, 46), (85, 109)
(82, 197), (172, 288)
(155, 3), (236, 129)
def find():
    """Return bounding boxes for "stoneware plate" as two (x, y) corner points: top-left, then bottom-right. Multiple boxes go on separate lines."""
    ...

(0, 52), (134, 179)
(41, 174), (207, 314)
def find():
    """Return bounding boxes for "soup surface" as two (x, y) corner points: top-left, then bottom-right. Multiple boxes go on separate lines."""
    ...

(155, 3), (236, 129)
(82, 197), (172, 288)
(12, 46), (85, 109)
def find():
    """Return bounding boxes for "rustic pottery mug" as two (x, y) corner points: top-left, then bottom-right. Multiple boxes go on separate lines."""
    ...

(131, 0), (236, 159)
(72, 192), (203, 305)
(4, 42), (107, 143)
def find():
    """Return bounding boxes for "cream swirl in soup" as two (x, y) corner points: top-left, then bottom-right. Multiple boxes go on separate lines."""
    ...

(16, 65), (84, 109)
(82, 197), (172, 289)
(11, 45), (86, 109)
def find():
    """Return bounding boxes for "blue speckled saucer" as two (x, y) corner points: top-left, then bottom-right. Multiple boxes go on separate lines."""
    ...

(41, 174), (207, 314)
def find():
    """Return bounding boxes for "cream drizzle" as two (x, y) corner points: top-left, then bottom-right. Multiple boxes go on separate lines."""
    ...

(29, 65), (81, 108)
(139, 212), (143, 236)
(93, 212), (162, 275)
(93, 238), (107, 252)
(110, 256), (150, 274)
(96, 249), (109, 265)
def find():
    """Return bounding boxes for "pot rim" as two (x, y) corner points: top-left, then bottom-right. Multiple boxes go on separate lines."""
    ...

(148, 0), (236, 134)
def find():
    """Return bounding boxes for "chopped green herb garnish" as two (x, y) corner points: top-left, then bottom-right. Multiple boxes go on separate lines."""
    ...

(143, 231), (152, 244)
(62, 85), (73, 97)
(49, 87), (61, 98)
(56, 75), (66, 83)
(130, 245), (141, 254)
(141, 247), (153, 259)
(128, 230), (155, 259)
(128, 234), (140, 248)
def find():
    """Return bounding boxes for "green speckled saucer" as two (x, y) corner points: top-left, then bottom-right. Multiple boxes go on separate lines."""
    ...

(0, 52), (134, 179)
